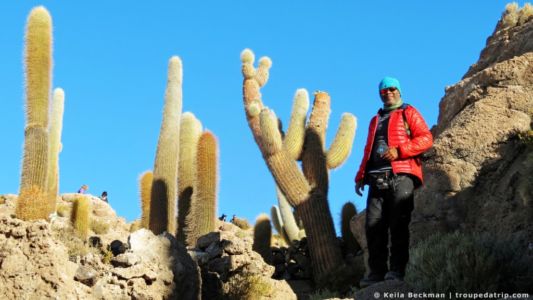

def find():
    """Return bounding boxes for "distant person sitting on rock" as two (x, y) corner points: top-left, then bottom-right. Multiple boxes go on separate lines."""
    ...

(219, 214), (227, 222)
(100, 191), (108, 203)
(77, 184), (89, 194)
(355, 77), (433, 287)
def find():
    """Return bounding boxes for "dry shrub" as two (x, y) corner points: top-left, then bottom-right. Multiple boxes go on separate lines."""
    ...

(227, 275), (273, 300)
(90, 218), (110, 235)
(232, 217), (251, 230)
(129, 219), (142, 232)
(52, 226), (96, 258)
(503, 2), (519, 28)
(235, 230), (247, 239)
(102, 248), (113, 264)
(56, 203), (71, 217)
(518, 3), (533, 25)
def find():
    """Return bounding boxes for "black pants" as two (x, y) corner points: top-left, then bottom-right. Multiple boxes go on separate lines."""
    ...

(365, 174), (414, 276)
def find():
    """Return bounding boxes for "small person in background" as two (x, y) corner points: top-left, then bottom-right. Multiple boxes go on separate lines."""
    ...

(219, 214), (227, 222)
(100, 191), (108, 203)
(77, 185), (89, 194)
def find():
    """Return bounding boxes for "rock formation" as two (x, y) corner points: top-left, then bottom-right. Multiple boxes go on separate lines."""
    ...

(411, 7), (533, 245)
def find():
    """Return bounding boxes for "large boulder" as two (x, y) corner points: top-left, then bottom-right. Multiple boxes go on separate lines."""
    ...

(192, 221), (297, 299)
(411, 7), (533, 245)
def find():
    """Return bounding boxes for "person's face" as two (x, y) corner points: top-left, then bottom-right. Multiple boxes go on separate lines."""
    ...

(379, 87), (401, 106)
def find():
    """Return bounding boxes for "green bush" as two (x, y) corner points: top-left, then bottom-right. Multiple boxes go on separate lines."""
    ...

(406, 231), (533, 294)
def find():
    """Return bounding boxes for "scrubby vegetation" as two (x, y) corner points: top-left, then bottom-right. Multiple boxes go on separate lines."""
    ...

(227, 275), (273, 300)
(406, 231), (533, 294)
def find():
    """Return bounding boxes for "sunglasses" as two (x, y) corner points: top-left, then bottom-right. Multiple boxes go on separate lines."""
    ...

(380, 87), (397, 95)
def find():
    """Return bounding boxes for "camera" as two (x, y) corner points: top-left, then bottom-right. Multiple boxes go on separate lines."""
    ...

(376, 177), (390, 190)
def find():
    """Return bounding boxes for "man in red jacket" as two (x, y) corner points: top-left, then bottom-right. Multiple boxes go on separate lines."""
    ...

(355, 77), (433, 287)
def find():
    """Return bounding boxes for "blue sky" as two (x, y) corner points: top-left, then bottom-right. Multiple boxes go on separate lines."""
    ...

(0, 1), (524, 231)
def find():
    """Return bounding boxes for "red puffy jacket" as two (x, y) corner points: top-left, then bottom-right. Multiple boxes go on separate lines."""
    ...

(355, 104), (433, 186)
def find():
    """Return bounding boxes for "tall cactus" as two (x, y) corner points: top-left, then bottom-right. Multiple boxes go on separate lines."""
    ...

(16, 6), (53, 221)
(341, 202), (361, 255)
(71, 195), (91, 240)
(177, 112), (203, 244)
(253, 213), (273, 264)
(149, 56), (183, 235)
(188, 131), (218, 245)
(46, 88), (65, 216)
(139, 171), (153, 228)
(240, 49), (357, 283)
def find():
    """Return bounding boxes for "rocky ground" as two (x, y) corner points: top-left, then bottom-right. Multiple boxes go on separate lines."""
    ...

(0, 194), (295, 299)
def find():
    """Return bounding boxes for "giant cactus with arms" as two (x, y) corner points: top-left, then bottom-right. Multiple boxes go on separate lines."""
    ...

(240, 49), (357, 283)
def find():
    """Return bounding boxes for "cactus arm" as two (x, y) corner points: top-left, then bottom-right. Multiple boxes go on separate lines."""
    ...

(177, 112), (203, 243)
(282, 89), (309, 160)
(150, 56), (183, 235)
(301, 92), (331, 194)
(276, 185), (302, 243)
(139, 171), (153, 229)
(241, 49), (267, 148)
(326, 113), (357, 169)
(258, 109), (311, 207)
(46, 88), (64, 215)
(255, 57), (272, 87)
(270, 205), (291, 245)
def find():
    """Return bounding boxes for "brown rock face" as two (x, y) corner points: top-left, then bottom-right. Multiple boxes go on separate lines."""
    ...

(411, 11), (533, 245)
(0, 216), (91, 299)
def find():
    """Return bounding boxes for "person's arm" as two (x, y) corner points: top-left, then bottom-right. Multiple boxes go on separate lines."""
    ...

(397, 107), (433, 158)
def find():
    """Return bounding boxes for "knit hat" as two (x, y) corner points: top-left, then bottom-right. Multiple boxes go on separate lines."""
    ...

(379, 76), (402, 95)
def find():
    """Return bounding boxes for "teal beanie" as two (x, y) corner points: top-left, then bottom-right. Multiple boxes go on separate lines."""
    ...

(379, 77), (402, 95)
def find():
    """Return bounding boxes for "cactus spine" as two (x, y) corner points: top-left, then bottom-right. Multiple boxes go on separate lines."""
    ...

(188, 131), (218, 245)
(240, 49), (357, 283)
(149, 56), (183, 235)
(46, 88), (65, 216)
(16, 6), (53, 220)
(341, 202), (361, 255)
(139, 171), (153, 229)
(177, 112), (203, 243)
(253, 213), (273, 264)
(71, 195), (91, 239)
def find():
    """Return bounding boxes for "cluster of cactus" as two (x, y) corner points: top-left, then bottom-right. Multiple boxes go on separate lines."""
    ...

(501, 2), (533, 28)
(141, 58), (219, 244)
(16, 6), (65, 221)
(240, 48), (357, 283)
